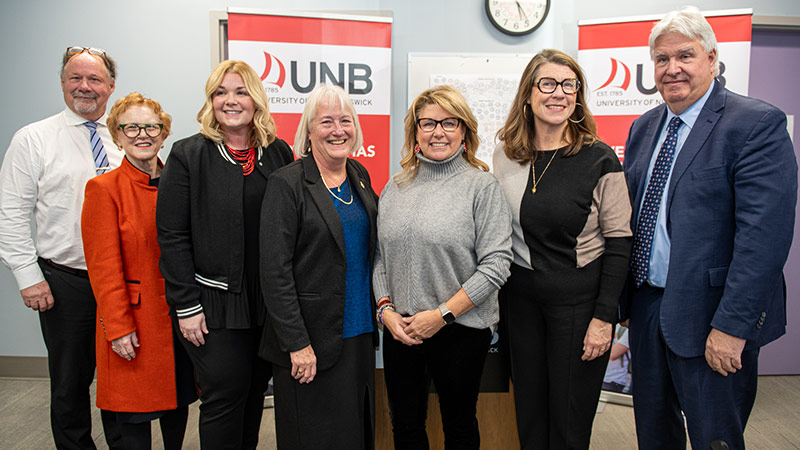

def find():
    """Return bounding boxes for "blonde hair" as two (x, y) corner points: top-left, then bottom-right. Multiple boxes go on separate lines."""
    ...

(293, 84), (364, 159)
(496, 49), (598, 164)
(106, 92), (172, 148)
(196, 60), (276, 147)
(397, 85), (487, 184)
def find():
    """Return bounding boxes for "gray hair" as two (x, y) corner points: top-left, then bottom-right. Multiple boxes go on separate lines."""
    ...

(649, 6), (719, 76)
(293, 84), (364, 159)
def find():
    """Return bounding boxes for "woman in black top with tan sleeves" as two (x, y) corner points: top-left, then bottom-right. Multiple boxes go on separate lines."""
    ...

(493, 49), (633, 450)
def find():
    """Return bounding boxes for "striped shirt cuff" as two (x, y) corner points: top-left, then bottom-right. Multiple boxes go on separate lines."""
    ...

(176, 303), (204, 318)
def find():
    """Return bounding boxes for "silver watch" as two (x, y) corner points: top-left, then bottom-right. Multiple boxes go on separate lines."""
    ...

(439, 303), (456, 325)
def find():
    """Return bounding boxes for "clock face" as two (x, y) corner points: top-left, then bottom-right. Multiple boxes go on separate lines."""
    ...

(486, 0), (550, 36)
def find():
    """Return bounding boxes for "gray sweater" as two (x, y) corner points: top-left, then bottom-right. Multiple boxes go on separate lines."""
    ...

(373, 149), (513, 330)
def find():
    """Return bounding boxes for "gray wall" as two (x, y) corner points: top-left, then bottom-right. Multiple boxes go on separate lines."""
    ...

(1, 0), (798, 358)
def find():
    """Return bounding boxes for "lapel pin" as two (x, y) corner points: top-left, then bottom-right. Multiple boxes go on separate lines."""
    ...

(360, 181), (365, 189)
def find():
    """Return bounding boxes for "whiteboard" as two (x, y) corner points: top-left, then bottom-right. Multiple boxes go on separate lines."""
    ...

(408, 53), (534, 169)
(407, 52), (534, 105)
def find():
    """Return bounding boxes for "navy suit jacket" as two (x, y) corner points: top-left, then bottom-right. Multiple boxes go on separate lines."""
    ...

(621, 81), (797, 358)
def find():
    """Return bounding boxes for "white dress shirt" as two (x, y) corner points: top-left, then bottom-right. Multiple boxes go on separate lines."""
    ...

(0, 108), (122, 290)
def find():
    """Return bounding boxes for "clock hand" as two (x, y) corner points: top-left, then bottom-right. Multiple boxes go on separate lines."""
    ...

(516, 1), (529, 20)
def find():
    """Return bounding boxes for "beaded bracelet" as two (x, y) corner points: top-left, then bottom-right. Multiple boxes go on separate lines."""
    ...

(375, 305), (385, 324)
(376, 303), (396, 325)
(377, 298), (392, 309)
(377, 302), (394, 324)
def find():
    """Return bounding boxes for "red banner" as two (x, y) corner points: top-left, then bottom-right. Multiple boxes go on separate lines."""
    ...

(578, 11), (752, 162)
(228, 12), (392, 192)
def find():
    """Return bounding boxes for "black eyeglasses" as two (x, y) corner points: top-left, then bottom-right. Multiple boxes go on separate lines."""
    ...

(66, 46), (107, 57)
(416, 117), (461, 132)
(118, 123), (163, 138)
(536, 77), (581, 95)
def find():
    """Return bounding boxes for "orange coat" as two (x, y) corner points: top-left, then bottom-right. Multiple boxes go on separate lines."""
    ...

(82, 157), (179, 412)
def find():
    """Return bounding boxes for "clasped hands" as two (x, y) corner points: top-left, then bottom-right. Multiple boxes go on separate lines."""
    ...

(384, 308), (444, 346)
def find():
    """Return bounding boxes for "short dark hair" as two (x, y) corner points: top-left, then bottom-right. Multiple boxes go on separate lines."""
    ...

(60, 48), (116, 80)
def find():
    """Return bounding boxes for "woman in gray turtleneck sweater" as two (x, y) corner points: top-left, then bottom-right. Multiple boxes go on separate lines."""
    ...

(373, 85), (512, 450)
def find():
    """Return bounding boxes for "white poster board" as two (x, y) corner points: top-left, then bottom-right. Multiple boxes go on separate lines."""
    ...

(408, 53), (534, 170)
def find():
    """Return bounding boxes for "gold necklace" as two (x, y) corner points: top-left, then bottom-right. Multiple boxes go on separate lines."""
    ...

(531, 149), (558, 195)
(321, 174), (353, 205)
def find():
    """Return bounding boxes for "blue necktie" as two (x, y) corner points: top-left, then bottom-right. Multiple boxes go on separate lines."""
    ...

(631, 116), (682, 288)
(84, 121), (109, 175)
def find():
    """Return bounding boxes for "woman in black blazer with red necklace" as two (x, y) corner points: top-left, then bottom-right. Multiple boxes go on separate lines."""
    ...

(259, 84), (379, 450)
(156, 60), (294, 450)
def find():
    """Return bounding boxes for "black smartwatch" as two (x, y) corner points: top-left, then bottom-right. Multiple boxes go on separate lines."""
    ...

(439, 303), (456, 325)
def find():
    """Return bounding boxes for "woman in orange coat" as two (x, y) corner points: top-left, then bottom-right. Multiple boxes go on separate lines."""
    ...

(82, 92), (196, 450)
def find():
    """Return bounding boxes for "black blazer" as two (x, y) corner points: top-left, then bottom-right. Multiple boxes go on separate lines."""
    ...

(156, 133), (294, 315)
(259, 156), (379, 370)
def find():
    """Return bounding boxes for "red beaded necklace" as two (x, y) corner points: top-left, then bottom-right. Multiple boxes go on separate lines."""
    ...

(225, 145), (256, 176)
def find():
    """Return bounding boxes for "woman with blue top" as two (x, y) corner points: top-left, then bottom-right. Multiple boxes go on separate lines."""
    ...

(373, 85), (513, 450)
(259, 84), (379, 450)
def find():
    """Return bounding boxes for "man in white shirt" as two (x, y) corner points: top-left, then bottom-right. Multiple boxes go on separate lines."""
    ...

(0, 46), (123, 450)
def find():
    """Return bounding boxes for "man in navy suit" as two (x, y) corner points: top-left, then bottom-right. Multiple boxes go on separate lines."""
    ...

(621, 7), (797, 449)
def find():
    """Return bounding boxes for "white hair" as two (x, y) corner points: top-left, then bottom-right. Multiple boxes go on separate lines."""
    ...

(293, 84), (364, 159)
(649, 6), (719, 76)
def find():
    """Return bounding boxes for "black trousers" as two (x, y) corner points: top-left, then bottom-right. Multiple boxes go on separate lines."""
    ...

(178, 325), (271, 450)
(383, 323), (491, 450)
(115, 406), (189, 450)
(500, 285), (610, 450)
(38, 259), (122, 450)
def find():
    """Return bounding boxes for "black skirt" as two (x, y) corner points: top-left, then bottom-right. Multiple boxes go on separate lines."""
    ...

(273, 333), (375, 450)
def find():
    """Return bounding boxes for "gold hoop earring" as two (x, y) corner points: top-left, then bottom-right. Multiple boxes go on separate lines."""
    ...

(524, 104), (533, 122)
(569, 102), (586, 124)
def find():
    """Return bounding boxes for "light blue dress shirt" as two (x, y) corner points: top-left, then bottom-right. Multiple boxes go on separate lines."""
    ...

(640, 81), (716, 287)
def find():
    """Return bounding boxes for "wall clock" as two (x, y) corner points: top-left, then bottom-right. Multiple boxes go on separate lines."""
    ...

(485, 0), (550, 36)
